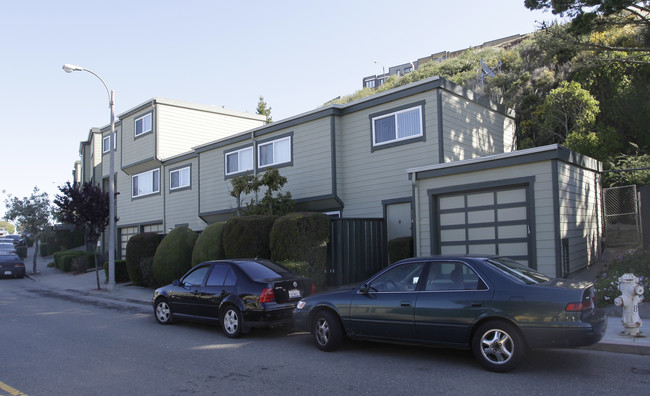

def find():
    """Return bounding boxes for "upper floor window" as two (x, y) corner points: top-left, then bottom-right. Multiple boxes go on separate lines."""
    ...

(365, 80), (376, 88)
(225, 146), (253, 175)
(102, 132), (117, 153)
(135, 113), (152, 137)
(258, 136), (291, 168)
(170, 166), (190, 190)
(132, 168), (159, 198)
(372, 106), (423, 147)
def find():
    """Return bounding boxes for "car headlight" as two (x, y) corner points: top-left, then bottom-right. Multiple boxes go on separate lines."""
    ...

(296, 300), (306, 310)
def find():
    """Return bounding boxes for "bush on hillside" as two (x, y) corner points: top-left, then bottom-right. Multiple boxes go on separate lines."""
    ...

(388, 236), (413, 264)
(53, 250), (95, 272)
(126, 232), (165, 286)
(270, 212), (330, 291)
(153, 227), (198, 285)
(595, 248), (650, 307)
(223, 216), (276, 259)
(192, 222), (226, 266)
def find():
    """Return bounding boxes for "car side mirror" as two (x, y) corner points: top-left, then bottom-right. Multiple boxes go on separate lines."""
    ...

(359, 283), (369, 294)
(172, 280), (180, 287)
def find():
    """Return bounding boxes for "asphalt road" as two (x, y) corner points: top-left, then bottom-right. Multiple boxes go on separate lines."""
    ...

(1, 277), (649, 395)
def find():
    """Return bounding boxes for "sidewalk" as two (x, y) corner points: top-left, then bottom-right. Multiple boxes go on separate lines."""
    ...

(21, 245), (650, 355)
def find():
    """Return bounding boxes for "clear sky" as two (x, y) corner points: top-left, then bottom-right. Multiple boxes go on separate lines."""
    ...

(0, 0), (556, 219)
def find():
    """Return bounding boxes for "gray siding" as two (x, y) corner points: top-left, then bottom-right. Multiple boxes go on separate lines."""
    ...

(164, 158), (205, 231)
(121, 108), (157, 169)
(116, 166), (164, 227)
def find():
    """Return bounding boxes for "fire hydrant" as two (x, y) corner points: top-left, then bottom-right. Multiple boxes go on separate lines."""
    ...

(614, 273), (644, 336)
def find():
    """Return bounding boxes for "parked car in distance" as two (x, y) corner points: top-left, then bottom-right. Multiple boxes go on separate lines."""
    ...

(0, 242), (17, 255)
(153, 259), (315, 338)
(4, 234), (26, 247)
(293, 256), (606, 372)
(0, 253), (26, 279)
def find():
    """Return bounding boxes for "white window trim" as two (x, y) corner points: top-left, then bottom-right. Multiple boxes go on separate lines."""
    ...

(257, 136), (291, 168)
(132, 168), (160, 198)
(372, 105), (423, 147)
(225, 146), (254, 176)
(102, 132), (117, 153)
(170, 166), (191, 190)
(134, 113), (152, 137)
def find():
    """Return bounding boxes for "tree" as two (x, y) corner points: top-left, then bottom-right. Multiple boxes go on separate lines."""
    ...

(4, 187), (52, 274)
(229, 168), (294, 216)
(229, 173), (258, 216)
(256, 95), (272, 123)
(0, 220), (15, 234)
(54, 181), (110, 289)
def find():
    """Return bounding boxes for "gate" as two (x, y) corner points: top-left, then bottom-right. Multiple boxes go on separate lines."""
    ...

(328, 218), (388, 287)
(603, 185), (641, 246)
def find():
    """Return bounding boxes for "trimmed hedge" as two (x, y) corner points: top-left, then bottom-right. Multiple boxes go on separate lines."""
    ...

(388, 236), (413, 264)
(223, 215), (276, 259)
(104, 260), (129, 283)
(53, 251), (95, 272)
(39, 242), (48, 257)
(139, 257), (157, 288)
(153, 227), (198, 285)
(192, 222), (226, 266)
(126, 232), (164, 286)
(270, 212), (330, 291)
(16, 246), (27, 259)
(71, 229), (84, 248)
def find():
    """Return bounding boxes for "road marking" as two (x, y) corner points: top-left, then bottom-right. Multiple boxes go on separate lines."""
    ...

(0, 381), (27, 396)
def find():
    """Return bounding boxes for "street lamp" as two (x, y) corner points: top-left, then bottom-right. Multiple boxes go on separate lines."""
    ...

(62, 64), (116, 291)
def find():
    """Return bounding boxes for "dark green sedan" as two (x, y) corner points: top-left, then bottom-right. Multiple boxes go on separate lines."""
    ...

(293, 256), (606, 372)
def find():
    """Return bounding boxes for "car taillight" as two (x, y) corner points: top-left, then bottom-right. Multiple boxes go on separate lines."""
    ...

(260, 288), (275, 303)
(565, 300), (593, 312)
(16, 262), (24, 267)
(311, 282), (317, 294)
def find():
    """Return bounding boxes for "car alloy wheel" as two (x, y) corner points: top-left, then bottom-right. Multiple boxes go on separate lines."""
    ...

(220, 306), (242, 338)
(155, 299), (174, 325)
(472, 321), (525, 372)
(313, 310), (342, 351)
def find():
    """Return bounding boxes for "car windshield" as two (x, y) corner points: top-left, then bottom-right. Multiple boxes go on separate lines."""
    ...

(237, 260), (292, 281)
(485, 257), (550, 284)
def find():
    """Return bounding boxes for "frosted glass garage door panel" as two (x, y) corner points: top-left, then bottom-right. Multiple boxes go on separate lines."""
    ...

(468, 210), (494, 223)
(499, 243), (528, 256)
(439, 196), (465, 210)
(498, 225), (528, 239)
(440, 212), (466, 226)
(440, 229), (466, 242)
(441, 245), (467, 255)
(468, 227), (495, 240)
(497, 207), (526, 222)
(467, 192), (494, 207)
(497, 189), (526, 204)
(469, 244), (497, 255)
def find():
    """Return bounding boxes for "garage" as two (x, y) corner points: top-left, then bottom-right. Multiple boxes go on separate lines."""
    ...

(409, 144), (603, 278)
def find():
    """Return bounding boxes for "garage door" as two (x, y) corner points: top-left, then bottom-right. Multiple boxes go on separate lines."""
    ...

(436, 186), (530, 265)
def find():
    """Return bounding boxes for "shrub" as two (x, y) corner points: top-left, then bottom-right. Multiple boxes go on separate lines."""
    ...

(281, 261), (310, 277)
(104, 260), (130, 283)
(192, 222), (226, 266)
(139, 257), (158, 288)
(595, 248), (650, 307)
(126, 232), (165, 286)
(54, 229), (70, 252)
(71, 229), (85, 248)
(53, 251), (95, 272)
(388, 236), (413, 264)
(16, 246), (27, 259)
(26, 236), (34, 247)
(153, 227), (198, 285)
(270, 212), (330, 291)
(71, 255), (90, 274)
(223, 215), (276, 258)
(39, 242), (48, 257)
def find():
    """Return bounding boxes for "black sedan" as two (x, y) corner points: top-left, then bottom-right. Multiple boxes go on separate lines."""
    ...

(293, 256), (606, 372)
(0, 253), (26, 279)
(153, 259), (315, 338)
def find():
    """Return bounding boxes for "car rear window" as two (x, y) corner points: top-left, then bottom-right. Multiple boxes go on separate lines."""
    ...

(236, 260), (292, 280)
(485, 257), (550, 284)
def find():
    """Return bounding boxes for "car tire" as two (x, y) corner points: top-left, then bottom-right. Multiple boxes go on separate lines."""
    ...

(472, 320), (525, 373)
(220, 305), (242, 338)
(312, 310), (343, 352)
(154, 298), (175, 325)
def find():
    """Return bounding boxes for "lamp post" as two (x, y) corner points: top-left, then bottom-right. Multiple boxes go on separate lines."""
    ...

(62, 64), (116, 291)
(374, 60), (386, 87)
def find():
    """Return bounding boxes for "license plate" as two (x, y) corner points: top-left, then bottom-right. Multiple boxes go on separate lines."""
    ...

(4, 271), (12, 275)
(288, 289), (301, 299)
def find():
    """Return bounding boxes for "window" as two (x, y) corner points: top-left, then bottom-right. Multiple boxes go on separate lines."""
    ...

(372, 106), (422, 146)
(170, 166), (190, 190)
(135, 113), (152, 137)
(182, 265), (210, 287)
(132, 169), (160, 198)
(424, 261), (487, 291)
(369, 262), (425, 292)
(102, 132), (117, 153)
(258, 136), (291, 168)
(225, 147), (253, 175)
(365, 80), (376, 88)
